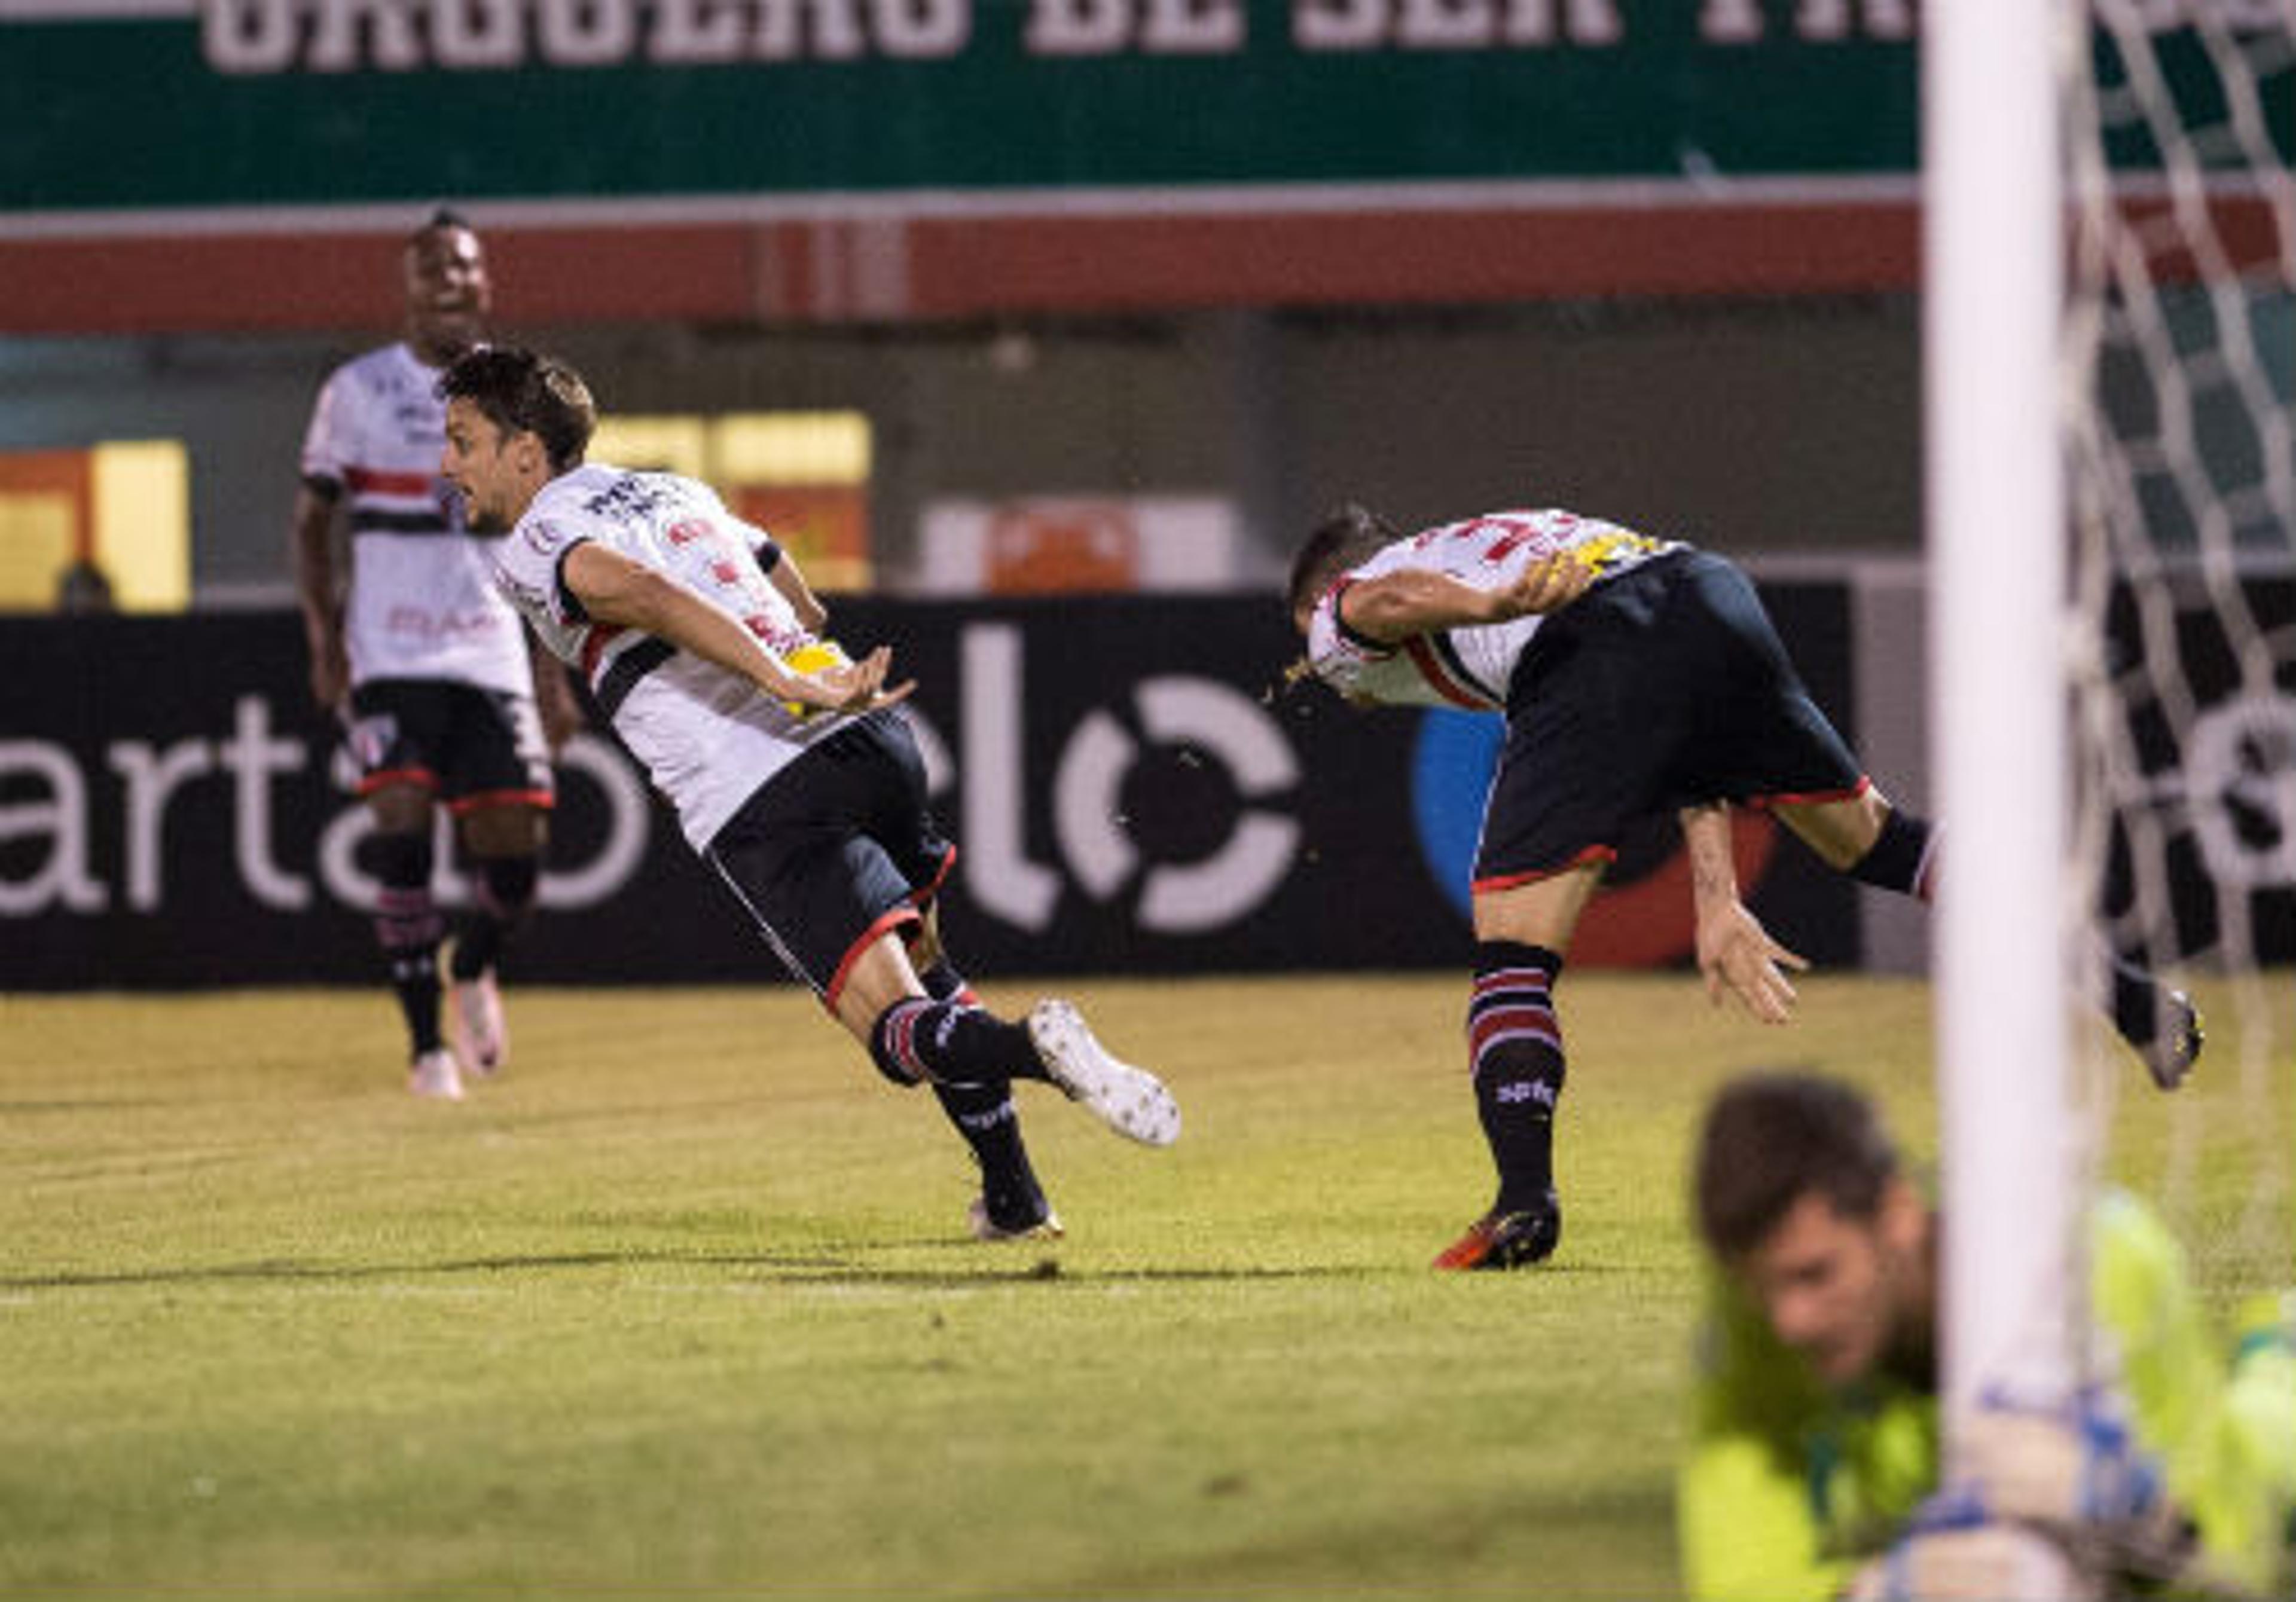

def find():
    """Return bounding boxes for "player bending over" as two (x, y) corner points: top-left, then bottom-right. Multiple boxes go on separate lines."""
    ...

(1286, 503), (2202, 1271)
(439, 346), (1177, 1240)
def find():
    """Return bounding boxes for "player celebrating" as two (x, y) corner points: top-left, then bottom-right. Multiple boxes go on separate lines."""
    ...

(437, 346), (1177, 1239)
(292, 209), (581, 1101)
(1286, 503), (2202, 1271)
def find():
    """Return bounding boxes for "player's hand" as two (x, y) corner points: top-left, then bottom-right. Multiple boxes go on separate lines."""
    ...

(791, 644), (915, 715)
(1695, 900), (1810, 1025)
(1494, 552), (1596, 620)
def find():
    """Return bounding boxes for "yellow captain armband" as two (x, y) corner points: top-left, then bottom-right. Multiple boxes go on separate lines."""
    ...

(778, 639), (852, 717)
(1571, 531), (1659, 576)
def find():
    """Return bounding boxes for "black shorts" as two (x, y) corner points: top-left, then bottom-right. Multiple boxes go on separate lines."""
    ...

(1473, 549), (1866, 891)
(702, 712), (958, 1010)
(347, 678), (554, 814)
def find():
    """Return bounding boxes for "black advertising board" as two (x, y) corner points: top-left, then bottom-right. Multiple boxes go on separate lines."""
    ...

(2, 591), (1868, 989)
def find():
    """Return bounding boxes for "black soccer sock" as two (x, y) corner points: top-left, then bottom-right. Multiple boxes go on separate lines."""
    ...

(912, 960), (1045, 1223)
(936, 1080), (1048, 1228)
(361, 829), (445, 1058)
(1468, 942), (1568, 1217)
(450, 854), (539, 982)
(1846, 808), (1942, 902)
(917, 956), (980, 1010)
(2105, 945), (2178, 1050)
(868, 998), (1049, 1089)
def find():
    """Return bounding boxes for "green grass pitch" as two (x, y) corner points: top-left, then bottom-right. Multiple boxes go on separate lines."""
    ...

(1, 974), (2282, 1599)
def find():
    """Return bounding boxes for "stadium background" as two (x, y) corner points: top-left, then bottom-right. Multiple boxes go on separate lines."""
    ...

(4, 10), (2292, 1601)
(3, 3), (1944, 989)
(4, 4), (2285, 987)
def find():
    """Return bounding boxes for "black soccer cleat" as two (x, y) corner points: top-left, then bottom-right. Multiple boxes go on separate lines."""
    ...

(1431, 1194), (1563, 1271)
(2135, 989), (2203, 1093)
(2112, 975), (2203, 1092)
(967, 1194), (1064, 1243)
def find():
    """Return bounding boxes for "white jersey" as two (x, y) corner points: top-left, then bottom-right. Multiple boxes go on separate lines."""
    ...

(489, 463), (861, 849)
(300, 342), (534, 695)
(1304, 509), (1681, 710)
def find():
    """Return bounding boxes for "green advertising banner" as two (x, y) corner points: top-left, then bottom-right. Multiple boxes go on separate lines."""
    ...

(6, 1), (1927, 213)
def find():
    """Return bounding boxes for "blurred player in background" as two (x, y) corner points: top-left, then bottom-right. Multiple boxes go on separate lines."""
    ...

(437, 346), (1177, 1239)
(1286, 504), (2202, 1271)
(291, 210), (582, 1101)
(1680, 1071), (2294, 1601)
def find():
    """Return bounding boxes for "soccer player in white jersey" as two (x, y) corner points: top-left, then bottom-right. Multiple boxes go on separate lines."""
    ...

(291, 211), (581, 1101)
(1287, 504), (2202, 1271)
(436, 346), (1177, 1240)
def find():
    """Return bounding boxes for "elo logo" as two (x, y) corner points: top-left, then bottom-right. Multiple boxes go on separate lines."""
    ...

(1408, 708), (1778, 965)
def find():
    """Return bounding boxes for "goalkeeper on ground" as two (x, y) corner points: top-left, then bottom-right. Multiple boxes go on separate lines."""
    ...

(1677, 1071), (2295, 1600)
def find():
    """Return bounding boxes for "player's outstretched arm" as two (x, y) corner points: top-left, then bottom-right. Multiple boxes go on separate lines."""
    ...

(1682, 803), (1809, 1025)
(562, 542), (911, 715)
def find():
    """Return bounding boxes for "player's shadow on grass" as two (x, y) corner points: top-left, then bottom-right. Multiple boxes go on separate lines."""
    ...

(0, 1248), (852, 1291)
(766, 1263), (1342, 1288)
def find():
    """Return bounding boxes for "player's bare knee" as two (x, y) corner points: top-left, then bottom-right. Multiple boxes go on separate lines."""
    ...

(1778, 791), (1891, 873)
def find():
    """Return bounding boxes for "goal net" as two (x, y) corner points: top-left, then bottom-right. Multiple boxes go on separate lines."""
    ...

(2063, 1), (2294, 1328)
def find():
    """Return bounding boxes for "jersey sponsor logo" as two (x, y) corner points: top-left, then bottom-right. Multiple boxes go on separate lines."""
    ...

(582, 475), (679, 525)
(383, 603), (508, 639)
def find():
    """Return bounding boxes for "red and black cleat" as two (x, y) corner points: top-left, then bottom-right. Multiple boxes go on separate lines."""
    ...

(1431, 1196), (1562, 1271)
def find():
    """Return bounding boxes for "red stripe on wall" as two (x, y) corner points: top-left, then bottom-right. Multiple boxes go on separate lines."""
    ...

(8, 194), (2277, 337)
(0, 203), (1930, 335)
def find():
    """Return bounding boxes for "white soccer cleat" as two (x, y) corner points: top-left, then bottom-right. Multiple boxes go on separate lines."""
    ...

(446, 971), (508, 1077)
(966, 1196), (1065, 1243)
(1025, 999), (1180, 1148)
(407, 1048), (466, 1102)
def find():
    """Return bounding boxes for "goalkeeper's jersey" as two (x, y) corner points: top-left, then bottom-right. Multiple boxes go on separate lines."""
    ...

(1302, 508), (1679, 710)
(1676, 1190), (2296, 1601)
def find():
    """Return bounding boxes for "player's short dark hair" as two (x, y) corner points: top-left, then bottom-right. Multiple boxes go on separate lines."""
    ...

(1287, 503), (1399, 616)
(438, 346), (595, 472)
(408, 206), (475, 249)
(1693, 1071), (1901, 1260)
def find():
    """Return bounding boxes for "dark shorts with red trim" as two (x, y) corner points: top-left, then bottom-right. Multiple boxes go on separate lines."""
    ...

(700, 711), (957, 1007)
(1474, 549), (1866, 889)
(346, 677), (554, 812)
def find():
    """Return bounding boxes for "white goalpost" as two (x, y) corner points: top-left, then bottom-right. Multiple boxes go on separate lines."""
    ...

(1928, 1), (2295, 1594)
(1925, 0), (2077, 1442)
